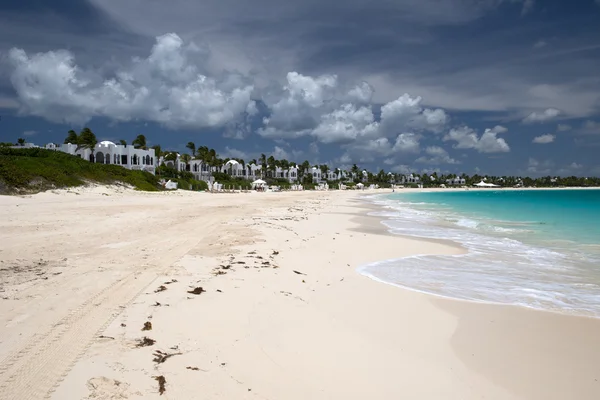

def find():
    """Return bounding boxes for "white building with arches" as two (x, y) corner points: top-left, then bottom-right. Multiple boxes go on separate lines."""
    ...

(18, 141), (156, 174)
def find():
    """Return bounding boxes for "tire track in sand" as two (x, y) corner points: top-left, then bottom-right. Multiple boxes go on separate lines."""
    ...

(0, 270), (156, 399)
(0, 211), (228, 399)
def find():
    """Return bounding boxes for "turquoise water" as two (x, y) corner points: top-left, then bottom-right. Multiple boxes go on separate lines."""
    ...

(360, 189), (600, 317)
(402, 189), (600, 246)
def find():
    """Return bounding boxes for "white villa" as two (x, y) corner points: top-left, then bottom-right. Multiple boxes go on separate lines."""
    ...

(446, 177), (466, 185)
(14, 141), (156, 174)
(397, 174), (420, 184)
(160, 154), (355, 184)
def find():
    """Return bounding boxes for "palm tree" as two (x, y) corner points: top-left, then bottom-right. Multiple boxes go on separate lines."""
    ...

(180, 153), (191, 171)
(280, 159), (290, 171)
(351, 163), (359, 176)
(119, 139), (127, 146)
(64, 130), (78, 144)
(17, 138), (25, 146)
(195, 145), (207, 161)
(260, 154), (267, 178)
(164, 152), (177, 162)
(300, 160), (310, 180)
(267, 155), (276, 178)
(186, 142), (196, 157)
(78, 127), (98, 157)
(151, 145), (162, 170)
(132, 134), (147, 149)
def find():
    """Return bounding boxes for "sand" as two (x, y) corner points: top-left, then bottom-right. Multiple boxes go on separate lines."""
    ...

(0, 186), (599, 399)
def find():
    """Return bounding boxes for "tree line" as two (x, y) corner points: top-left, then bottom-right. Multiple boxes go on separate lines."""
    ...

(3, 129), (599, 187)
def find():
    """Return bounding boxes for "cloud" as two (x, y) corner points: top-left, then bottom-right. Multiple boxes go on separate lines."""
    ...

(272, 145), (292, 160)
(415, 146), (460, 165)
(390, 164), (412, 174)
(221, 146), (251, 160)
(341, 132), (421, 163)
(532, 134), (555, 144)
(0, 97), (20, 109)
(533, 40), (547, 49)
(392, 133), (421, 153)
(22, 130), (37, 136)
(522, 108), (560, 124)
(8, 33), (254, 129)
(258, 74), (448, 144)
(557, 162), (583, 175)
(222, 101), (259, 139)
(310, 104), (379, 143)
(443, 125), (510, 153)
(527, 157), (553, 175)
(379, 94), (448, 134)
(580, 120), (600, 135)
(557, 124), (572, 132)
(221, 145), (302, 163)
(520, 0), (535, 15)
(338, 153), (352, 164)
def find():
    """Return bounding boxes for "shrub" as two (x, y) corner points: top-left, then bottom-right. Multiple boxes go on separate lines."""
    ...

(0, 148), (160, 194)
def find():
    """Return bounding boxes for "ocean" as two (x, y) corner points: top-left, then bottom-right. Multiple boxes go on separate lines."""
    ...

(360, 189), (600, 317)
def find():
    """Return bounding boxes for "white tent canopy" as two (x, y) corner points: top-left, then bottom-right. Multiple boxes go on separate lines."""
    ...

(252, 179), (266, 185)
(473, 180), (499, 187)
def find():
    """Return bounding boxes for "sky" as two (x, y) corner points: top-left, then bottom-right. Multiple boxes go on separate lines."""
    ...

(1, 0), (600, 177)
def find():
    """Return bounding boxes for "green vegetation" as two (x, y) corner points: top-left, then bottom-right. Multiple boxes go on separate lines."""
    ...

(0, 148), (161, 194)
(211, 172), (253, 189)
(157, 165), (208, 191)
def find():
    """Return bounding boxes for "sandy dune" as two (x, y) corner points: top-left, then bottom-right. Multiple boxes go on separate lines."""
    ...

(1, 187), (599, 399)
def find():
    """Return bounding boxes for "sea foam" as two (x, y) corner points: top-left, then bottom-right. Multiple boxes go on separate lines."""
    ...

(359, 194), (600, 317)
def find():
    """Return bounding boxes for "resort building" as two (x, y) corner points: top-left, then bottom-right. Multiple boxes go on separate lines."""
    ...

(13, 141), (157, 175)
(398, 174), (420, 184)
(158, 153), (353, 184)
(446, 177), (466, 185)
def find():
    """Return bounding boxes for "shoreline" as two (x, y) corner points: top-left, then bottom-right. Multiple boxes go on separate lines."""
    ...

(356, 194), (600, 320)
(360, 189), (600, 320)
(1, 187), (599, 399)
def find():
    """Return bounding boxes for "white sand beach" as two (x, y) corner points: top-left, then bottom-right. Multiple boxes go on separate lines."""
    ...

(1, 187), (599, 399)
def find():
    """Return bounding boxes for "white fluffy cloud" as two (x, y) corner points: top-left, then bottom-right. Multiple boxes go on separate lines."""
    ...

(256, 72), (338, 139)
(257, 73), (448, 144)
(392, 133), (421, 153)
(416, 146), (460, 165)
(443, 125), (510, 153)
(8, 33), (254, 128)
(532, 134), (555, 144)
(522, 108), (560, 124)
(311, 104), (379, 143)
(379, 94), (448, 135)
(343, 132), (421, 161)
(272, 145), (292, 160)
